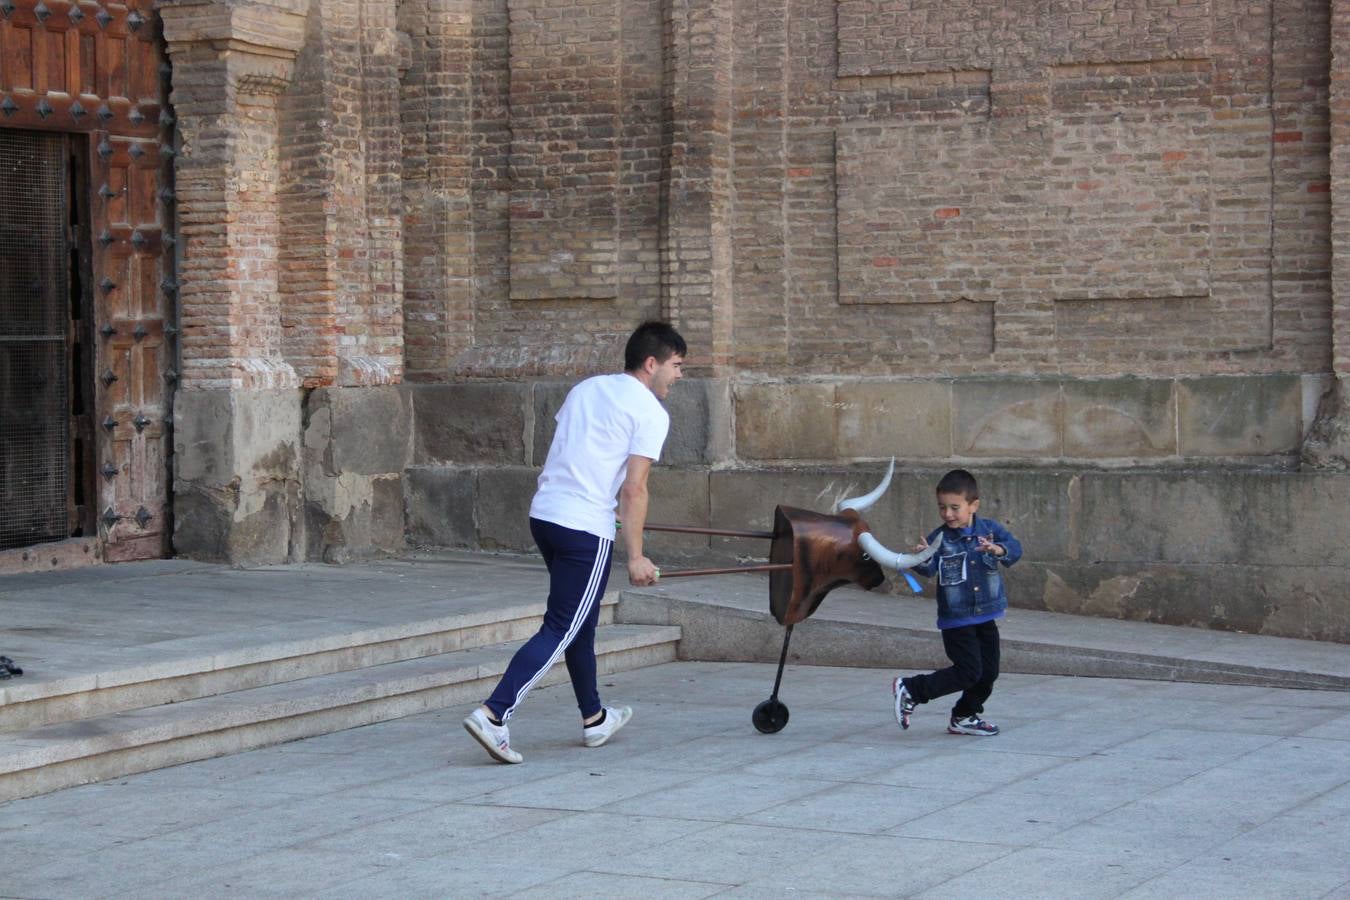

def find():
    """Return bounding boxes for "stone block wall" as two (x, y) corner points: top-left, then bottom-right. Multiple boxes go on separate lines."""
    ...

(728, 374), (1325, 464)
(173, 388), (302, 563)
(173, 383), (412, 564)
(401, 378), (733, 552)
(406, 385), (1350, 642)
(299, 385), (412, 562)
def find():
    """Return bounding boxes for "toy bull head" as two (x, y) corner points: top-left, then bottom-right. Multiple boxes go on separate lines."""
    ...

(767, 460), (941, 625)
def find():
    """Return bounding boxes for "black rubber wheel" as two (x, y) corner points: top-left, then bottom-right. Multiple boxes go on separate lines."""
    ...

(752, 698), (790, 734)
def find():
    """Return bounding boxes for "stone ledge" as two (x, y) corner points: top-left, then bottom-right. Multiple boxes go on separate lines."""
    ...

(617, 580), (1350, 684)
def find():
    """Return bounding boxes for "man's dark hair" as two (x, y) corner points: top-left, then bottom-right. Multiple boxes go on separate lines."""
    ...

(624, 321), (687, 372)
(936, 468), (979, 501)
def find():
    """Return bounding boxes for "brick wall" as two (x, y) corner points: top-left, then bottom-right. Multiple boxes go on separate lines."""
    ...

(1334, 0), (1350, 380)
(167, 0), (1336, 392)
(387, 0), (1331, 383)
(400, 0), (669, 379)
(722, 0), (1328, 378)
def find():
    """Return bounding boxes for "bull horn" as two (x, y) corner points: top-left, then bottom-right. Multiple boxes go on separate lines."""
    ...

(857, 531), (942, 571)
(836, 458), (895, 514)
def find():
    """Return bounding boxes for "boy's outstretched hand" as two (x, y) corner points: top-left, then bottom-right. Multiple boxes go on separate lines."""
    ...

(976, 535), (1005, 557)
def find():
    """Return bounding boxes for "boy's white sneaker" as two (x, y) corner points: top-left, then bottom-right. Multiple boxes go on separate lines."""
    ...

(948, 714), (999, 736)
(582, 706), (632, 747)
(893, 677), (916, 730)
(463, 708), (523, 763)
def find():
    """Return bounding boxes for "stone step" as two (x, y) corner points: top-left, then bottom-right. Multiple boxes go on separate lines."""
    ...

(0, 596), (618, 733)
(0, 622), (681, 803)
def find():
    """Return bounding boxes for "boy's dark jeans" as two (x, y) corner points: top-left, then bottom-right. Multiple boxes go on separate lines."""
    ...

(904, 620), (1000, 719)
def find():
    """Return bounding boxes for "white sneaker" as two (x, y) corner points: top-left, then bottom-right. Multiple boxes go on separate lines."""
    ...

(582, 706), (632, 748)
(893, 677), (916, 730)
(947, 714), (999, 736)
(463, 708), (523, 763)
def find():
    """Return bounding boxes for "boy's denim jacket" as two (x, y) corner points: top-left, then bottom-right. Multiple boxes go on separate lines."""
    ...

(912, 515), (1022, 629)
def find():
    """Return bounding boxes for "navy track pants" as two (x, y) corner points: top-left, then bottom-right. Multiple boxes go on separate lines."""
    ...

(484, 518), (613, 722)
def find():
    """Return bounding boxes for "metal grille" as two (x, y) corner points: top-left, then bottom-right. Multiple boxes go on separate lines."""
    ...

(0, 129), (69, 551)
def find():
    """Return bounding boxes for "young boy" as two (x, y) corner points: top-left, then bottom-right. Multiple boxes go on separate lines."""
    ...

(893, 469), (1022, 736)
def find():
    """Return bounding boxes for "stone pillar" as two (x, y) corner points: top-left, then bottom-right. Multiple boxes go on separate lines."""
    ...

(161, 0), (308, 561)
(661, 0), (734, 374)
(1305, 0), (1350, 469)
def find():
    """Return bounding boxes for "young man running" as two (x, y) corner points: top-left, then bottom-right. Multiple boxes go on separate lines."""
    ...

(463, 321), (686, 763)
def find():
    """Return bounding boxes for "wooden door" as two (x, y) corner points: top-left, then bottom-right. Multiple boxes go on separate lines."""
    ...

(0, 0), (173, 561)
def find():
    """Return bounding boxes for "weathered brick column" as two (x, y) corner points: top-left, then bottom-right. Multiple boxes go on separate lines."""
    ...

(398, 0), (475, 378)
(1305, 0), (1350, 468)
(277, 0), (404, 389)
(661, 0), (734, 374)
(161, 0), (308, 561)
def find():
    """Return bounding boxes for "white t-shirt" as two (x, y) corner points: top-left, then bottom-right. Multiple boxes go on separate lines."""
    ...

(529, 373), (670, 540)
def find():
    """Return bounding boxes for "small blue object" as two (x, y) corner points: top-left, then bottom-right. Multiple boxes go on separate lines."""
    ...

(901, 571), (923, 594)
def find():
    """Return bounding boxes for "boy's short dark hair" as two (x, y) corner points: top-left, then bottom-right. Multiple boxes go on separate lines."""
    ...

(624, 321), (687, 371)
(936, 468), (979, 501)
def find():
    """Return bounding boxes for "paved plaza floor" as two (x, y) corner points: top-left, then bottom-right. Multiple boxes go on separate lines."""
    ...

(3, 658), (1349, 899)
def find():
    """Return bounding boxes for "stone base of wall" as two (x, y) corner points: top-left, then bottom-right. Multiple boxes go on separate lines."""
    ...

(173, 386), (412, 565)
(403, 461), (1350, 643)
(395, 373), (1350, 642)
(299, 386), (413, 563)
(732, 374), (1330, 465)
(173, 389), (304, 565)
(1303, 377), (1350, 471)
(174, 375), (1350, 641)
